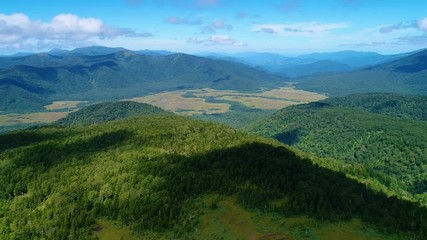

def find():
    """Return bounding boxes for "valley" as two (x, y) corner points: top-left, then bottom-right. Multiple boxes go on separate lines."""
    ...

(125, 86), (327, 115)
(0, 85), (326, 132)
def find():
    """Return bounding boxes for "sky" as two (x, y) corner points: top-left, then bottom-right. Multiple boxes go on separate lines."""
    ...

(0, 0), (426, 55)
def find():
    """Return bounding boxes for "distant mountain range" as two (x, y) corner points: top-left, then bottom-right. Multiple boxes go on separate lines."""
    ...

(295, 49), (427, 96)
(198, 50), (414, 77)
(0, 47), (283, 112)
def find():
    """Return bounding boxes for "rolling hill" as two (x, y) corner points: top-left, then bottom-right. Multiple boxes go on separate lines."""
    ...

(55, 101), (170, 126)
(247, 93), (427, 205)
(295, 49), (427, 96)
(0, 50), (285, 113)
(0, 102), (426, 239)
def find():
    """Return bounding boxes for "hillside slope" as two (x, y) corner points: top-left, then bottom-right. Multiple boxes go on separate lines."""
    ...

(248, 94), (427, 204)
(0, 111), (426, 239)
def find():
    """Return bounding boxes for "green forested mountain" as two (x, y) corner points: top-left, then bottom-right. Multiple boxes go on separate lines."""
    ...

(56, 101), (170, 126)
(248, 94), (427, 205)
(0, 50), (284, 112)
(1, 111), (426, 239)
(295, 49), (427, 96)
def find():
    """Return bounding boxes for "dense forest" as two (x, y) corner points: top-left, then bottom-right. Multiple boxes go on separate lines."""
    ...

(322, 93), (427, 121)
(248, 94), (427, 206)
(0, 107), (426, 239)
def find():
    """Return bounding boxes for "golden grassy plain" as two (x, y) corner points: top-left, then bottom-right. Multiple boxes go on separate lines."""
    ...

(127, 87), (327, 114)
(0, 112), (69, 126)
(44, 101), (88, 110)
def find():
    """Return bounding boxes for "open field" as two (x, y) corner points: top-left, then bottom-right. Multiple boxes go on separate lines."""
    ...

(0, 112), (69, 126)
(127, 87), (327, 115)
(44, 101), (88, 111)
(259, 87), (328, 102)
(126, 91), (231, 115)
(0, 87), (326, 130)
(218, 95), (297, 109)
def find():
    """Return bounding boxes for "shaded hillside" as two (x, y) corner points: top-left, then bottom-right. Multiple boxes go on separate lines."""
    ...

(0, 50), (284, 112)
(295, 49), (427, 96)
(0, 114), (426, 239)
(56, 101), (170, 126)
(248, 95), (427, 204)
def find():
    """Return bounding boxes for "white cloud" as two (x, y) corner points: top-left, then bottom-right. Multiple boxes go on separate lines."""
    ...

(253, 22), (349, 36)
(164, 16), (203, 25)
(0, 13), (150, 48)
(418, 17), (427, 31)
(378, 17), (427, 34)
(188, 35), (246, 46)
(201, 19), (232, 33)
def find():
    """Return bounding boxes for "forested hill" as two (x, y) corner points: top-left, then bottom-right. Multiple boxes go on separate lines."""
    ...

(248, 94), (427, 205)
(0, 50), (284, 113)
(0, 113), (426, 239)
(55, 101), (170, 126)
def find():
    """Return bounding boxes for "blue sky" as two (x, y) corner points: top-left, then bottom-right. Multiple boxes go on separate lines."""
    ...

(0, 0), (426, 54)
